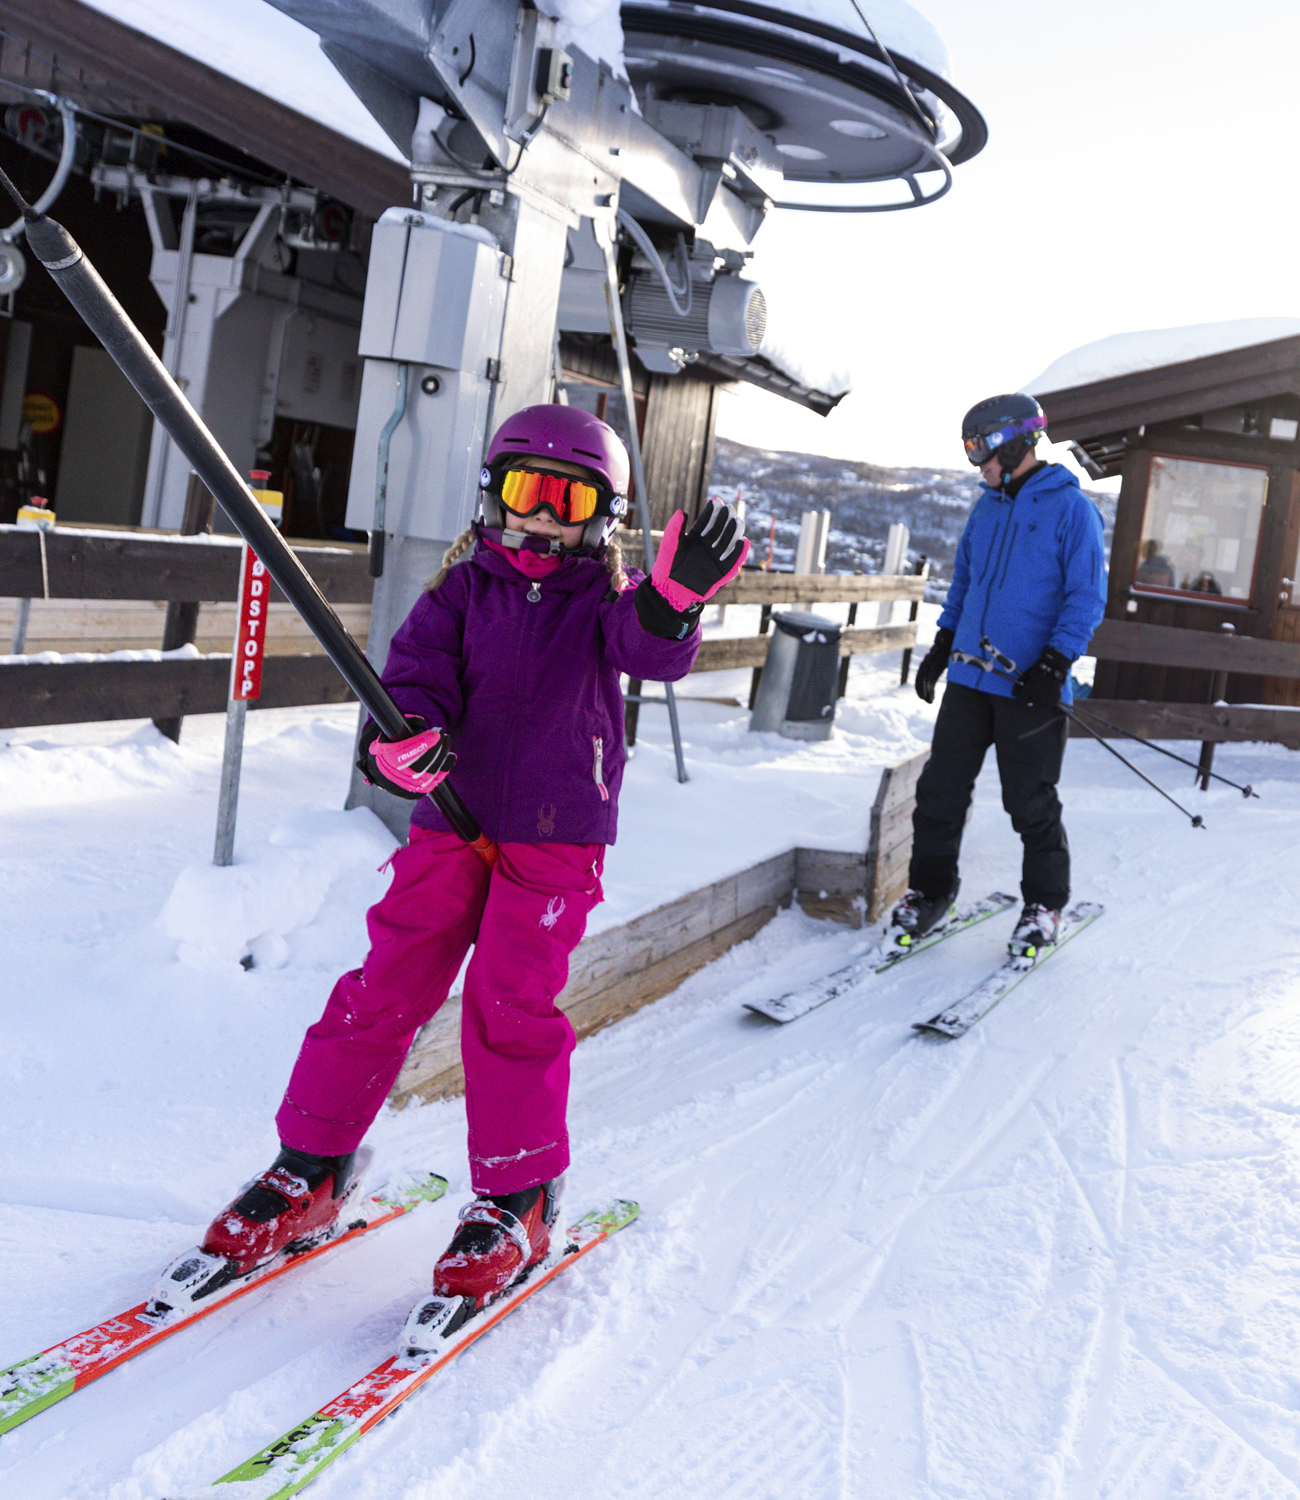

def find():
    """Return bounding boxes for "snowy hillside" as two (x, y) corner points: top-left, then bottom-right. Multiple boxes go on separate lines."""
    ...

(708, 437), (1118, 597)
(4, 631), (1300, 1499)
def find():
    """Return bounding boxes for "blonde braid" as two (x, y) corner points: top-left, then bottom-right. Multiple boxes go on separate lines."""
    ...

(605, 531), (629, 593)
(425, 526), (477, 592)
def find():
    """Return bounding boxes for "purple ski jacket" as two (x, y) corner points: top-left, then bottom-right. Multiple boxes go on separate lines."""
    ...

(379, 536), (699, 845)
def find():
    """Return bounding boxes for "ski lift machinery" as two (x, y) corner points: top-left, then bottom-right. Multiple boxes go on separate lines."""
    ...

(261, 0), (984, 811)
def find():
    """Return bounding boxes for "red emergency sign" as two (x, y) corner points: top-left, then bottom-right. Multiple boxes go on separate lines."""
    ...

(230, 545), (268, 701)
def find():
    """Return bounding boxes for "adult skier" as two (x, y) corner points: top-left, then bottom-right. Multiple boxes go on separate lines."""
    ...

(892, 393), (1107, 954)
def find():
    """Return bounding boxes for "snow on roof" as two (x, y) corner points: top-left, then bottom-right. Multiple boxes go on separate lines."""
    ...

(777, 0), (950, 77)
(78, 1), (631, 161)
(1025, 318), (1300, 395)
(80, 0), (407, 162)
(759, 323), (853, 399)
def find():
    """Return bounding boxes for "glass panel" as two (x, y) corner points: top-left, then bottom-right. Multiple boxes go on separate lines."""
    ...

(1136, 455), (1268, 601)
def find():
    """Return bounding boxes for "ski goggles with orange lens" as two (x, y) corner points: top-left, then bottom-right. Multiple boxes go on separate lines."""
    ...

(498, 467), (603, 524)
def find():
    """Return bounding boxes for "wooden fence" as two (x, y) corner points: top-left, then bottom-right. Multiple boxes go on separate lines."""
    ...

(2, 523), (926, 730)
(1078, 619), (1300, 748)
(0, 525), (371, 729)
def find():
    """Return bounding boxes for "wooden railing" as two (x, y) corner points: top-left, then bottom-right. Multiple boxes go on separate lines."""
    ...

(1078, 618), (1300, 748)
(2, 524), (930, 732)
(0, 525), (371, 730)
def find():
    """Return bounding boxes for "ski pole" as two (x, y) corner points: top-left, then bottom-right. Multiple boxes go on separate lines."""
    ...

(1060, 704), (1205, 828)
(976, 636), (1208, 829)
(1067, 701), (1258, 799)
(0, 165), (497, 868)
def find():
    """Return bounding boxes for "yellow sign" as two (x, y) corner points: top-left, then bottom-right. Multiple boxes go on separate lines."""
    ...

(22, 393), (61, 434)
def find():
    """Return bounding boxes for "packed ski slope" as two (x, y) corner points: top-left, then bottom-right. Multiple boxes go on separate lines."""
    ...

(4, 622), (1300, 1499)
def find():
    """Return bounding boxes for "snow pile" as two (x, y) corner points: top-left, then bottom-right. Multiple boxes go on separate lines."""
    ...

(1025, 317), (1300, 394)
(162, 806), (395, 970)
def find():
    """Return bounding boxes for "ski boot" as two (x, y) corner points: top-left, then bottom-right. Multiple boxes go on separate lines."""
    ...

(1009, 903), (1062, 959)
(887, 880), (960, 952)
(145, 1145), (370, 1319)
(402, 1178), (564, 1354)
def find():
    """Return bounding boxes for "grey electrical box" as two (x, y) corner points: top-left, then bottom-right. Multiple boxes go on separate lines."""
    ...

(345, 360), (496, 543)
(359, 210), (505, 371)
(347, 210), (508, 544)
(749, 611), (842, 741)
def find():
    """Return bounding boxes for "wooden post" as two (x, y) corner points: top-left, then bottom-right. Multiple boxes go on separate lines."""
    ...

(836, 603), (858, 699)
(153, 472), (215, 742)
(1197, 621), (1236, 790)
(899, 556), (928, 686)
(864, 749), (930, 920)
(1197, 668), (1230, 790)
(749, 602), (773, 709)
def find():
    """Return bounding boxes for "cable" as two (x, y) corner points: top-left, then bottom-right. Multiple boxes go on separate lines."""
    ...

(845, 0), (934, 132)
(615, 208), (692, 317)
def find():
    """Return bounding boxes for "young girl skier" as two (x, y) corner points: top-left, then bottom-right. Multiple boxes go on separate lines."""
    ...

(197, 404), (748, 1316)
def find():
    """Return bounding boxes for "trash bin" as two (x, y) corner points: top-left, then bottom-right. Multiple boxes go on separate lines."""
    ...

(749, 610), (842, 740)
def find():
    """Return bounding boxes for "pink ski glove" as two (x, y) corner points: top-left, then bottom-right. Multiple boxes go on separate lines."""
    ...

(650, 498), (751, 612)
(359, 717), (455, 800)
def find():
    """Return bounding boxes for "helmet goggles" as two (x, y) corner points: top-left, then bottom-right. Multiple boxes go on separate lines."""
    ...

(498, 466), (605, 525)
(962, 412), (1047, 466)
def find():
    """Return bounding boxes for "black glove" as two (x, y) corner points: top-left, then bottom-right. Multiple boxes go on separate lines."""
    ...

(1012, 646), (1072, 707)
(633, 578), (703, 640)
(356, 715), (456, 800)
(914, 628), (954, 704)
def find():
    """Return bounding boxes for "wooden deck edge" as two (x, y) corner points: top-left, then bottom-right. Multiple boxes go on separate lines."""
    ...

(388, 900), (787, 1109)
(385, 755), (924, 1110)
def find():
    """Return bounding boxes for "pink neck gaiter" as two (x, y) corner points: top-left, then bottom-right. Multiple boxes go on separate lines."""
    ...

(482, 533), (567, 578)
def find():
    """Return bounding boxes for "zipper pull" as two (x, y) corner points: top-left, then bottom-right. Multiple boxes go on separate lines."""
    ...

(527, 582), (541, 603)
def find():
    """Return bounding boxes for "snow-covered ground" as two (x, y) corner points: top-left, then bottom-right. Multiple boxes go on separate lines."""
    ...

(4, 615), (1300, 1499)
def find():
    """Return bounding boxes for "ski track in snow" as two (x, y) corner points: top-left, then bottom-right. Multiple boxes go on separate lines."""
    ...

(4, 639), (1300, 1499)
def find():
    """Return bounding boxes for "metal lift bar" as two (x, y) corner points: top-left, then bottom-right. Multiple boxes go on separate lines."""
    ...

(599, 217), (689, 784)
(3, 173), (497, 866)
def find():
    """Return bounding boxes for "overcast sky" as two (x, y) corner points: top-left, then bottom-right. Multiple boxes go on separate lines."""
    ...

(715, 0), (1300, 472)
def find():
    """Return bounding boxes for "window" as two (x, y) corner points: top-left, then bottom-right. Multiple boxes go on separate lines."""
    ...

(1135, 455), (1268, 602)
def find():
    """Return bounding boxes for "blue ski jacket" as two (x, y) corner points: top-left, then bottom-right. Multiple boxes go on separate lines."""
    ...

(939, 463), (1107, 704)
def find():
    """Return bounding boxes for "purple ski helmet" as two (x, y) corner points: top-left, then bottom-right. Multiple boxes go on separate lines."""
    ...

(479, 404), (630, 550)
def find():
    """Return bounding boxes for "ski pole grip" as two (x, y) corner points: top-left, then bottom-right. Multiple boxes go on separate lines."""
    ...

(23, 214), (496, 861)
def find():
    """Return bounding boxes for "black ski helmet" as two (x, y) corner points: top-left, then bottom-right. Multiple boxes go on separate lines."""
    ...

(961, 393), (1046, 474)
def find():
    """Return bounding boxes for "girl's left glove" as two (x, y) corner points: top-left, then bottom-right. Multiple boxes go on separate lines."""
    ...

(357, 716), (455, 799)
(635, 498), (750, 640)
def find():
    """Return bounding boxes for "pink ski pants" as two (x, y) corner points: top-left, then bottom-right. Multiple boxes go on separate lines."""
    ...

(275, 829), (603, 1194)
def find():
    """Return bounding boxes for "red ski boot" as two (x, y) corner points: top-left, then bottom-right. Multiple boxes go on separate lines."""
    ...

(431, 1179), (564, 1312)
(201, 1145), (362, 1275)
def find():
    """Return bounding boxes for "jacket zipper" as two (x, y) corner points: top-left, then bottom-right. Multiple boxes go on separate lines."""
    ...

(592, 735), (609, 802)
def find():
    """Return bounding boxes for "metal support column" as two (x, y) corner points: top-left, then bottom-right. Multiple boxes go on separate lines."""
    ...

(598, 218), (688, 783)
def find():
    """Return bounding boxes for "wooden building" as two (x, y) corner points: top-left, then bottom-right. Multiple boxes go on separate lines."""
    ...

(1035, 331), (1300, 719)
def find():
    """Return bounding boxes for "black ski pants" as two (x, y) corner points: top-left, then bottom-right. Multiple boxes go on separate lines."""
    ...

(909, 681), (1070, 910)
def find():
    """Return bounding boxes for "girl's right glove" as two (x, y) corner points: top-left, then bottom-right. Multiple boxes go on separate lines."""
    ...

(357, 716), (455, 800)
(635, 498), (750, 640)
